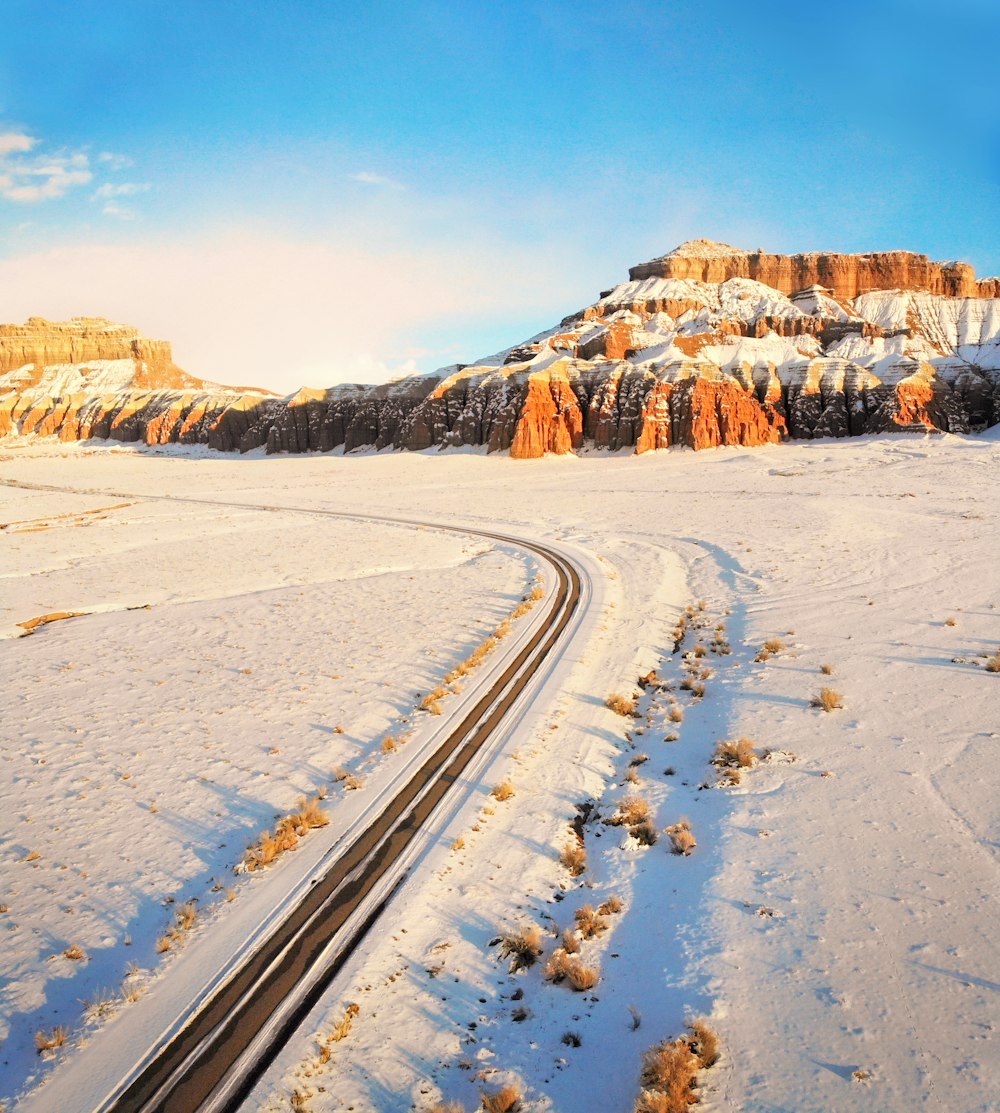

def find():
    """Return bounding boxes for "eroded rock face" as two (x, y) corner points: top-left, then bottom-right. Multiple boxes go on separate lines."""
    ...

(4, 241), (1000, 457)
(629, 240), (1000, 300)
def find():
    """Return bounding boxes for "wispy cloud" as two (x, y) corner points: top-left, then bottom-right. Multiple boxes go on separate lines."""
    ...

(0, 131), (92, 202)
(349, 170), (405, 190)
(94, 181), (150, 199)
(97, 152), (133, 171)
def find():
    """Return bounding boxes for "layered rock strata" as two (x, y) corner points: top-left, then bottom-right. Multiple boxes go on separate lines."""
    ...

(3, 242), (1000, 457)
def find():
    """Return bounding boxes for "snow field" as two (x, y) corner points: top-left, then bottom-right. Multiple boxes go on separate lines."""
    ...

(1, 433), (998, 1113)
(0, 467), (536, 1104)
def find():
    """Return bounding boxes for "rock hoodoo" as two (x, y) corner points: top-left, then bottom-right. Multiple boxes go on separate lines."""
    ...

(3, 242), (1000, 457)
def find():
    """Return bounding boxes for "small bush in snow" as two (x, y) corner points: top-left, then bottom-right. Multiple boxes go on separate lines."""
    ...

(498, 924), (544, 972)
(635, 1018), (720, 1112)
(544, 949), (600, 991)
(574, 904), (609, 939)
(820, 662), (834, 675)
(712, 738), (757, 770)
(811, 687), (844, 711)
(985, 650), (1000, 673)
(665, 819), (696, 856)
(607, 692), (639, 717)
(559, 840), (587, 877)
(35, 1026), (68, 1055)
(491, 780), (515, 802)
(480, 1083), (522, 1113)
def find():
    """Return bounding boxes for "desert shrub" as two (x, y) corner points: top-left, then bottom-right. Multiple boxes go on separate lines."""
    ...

(944, 616), (957, 627)
(561, 928), (580, 954)
(560, 840), (587, 877)
(481, 1084), (522, 1113)
(35, 1026), (69, 1054)
(63, 945), (86, 961)
(498, 924), (544, 972)
(636, 1019), (720, 1112)
(329, 1002), (360, 1042)
(598, 895), (623, 916)
(820, 662), (834, 675)
(811, 687), (844, 711)
(491, 780), (515, 802)
(631, 819), (659, 846)
(381, 735), (399, 753)
(607, 692), (638, 717)
(665, 820), (696, 856)
(608, 796), (651, 827)
(985, 650), (1000, 673)
(668, 706), (684, 724)
(574, 904), (609, 939)
(712, 738), (757, 769)
(545, 950), (600, 991)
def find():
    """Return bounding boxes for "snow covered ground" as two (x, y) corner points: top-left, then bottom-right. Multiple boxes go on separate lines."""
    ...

(1, 431), (998, 1112)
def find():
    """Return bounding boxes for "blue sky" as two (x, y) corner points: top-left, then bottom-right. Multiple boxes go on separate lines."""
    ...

(0, 0), (997, 392)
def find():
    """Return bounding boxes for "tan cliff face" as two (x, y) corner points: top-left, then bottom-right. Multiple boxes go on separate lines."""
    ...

(3, 241), (1000, 457)
(629, 240), (1000, 301)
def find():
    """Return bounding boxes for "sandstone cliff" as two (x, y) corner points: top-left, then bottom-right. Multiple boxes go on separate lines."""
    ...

(3, 242), (1000, 457)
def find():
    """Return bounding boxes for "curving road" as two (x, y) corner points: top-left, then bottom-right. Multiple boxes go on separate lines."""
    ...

(7, 481), (586, 1113)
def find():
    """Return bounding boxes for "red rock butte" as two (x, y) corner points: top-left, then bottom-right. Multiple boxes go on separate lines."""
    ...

(2, 241), (1000, 456)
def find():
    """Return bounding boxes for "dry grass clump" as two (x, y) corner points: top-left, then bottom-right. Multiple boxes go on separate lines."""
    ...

(498, 924), (544, 972)
(755, 637), (785, 662)
(667, 705), (684, 724)
(598, 895), (623, 916)
(811, 686), (844, 711)
(631, 819), (659, 846)
(665, 819), (696, 856)
(156, 899), (200, 952)
(944, 616), (957, 627)
(333, 767), (364, 791)
(35, 1026), (69, 1054)
(573, 904), (609, 939)
(420, 687), (446, 715)
(635, 1019), (720, 1112)
(544, 949), (600, 991)
(481, 1083), (522, 1113)
(241, 795), (330, 873)
(63, 944), (86, 961)
(381, 735), (399, 753)
(606, 692), (639, 717)
(608, 796), (651, 828)
(491, 780), (515, 802)
(559, 840), (587, 877)
(985, 650), (1000, 673)
(712, 737), (757, 770)
(328, 1002), (360, 1043)
(820, 662), (834, 675)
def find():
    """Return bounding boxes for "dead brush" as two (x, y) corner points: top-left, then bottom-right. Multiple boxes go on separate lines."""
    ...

(607, 795), (651, 828)
(631, 819), (659, 846)
(35, 1026), (69, 1054)
(606, 692), (638, 717)
(665, 819), (696, 856)
(333, 767), (364, 791)
(560, 840), (587, 877)
(712, 737), (758, 770)
(755, 638), (785, 662)
(328, 1002), (360, 1042)
(288, 795), (329, 833)
(985, 650), (1000, 673)
(598, 895), (623, 916)
(481, 1083), (522, 1113)
(573, 904), (609, 939)
(636, 1018), (720, 1112)
(498, 924), (544, 972)
(811, 686), (844, 711)
(491, 780), (515, 802)
(544, 949), (600, 991)
(381, 735), (399, 753)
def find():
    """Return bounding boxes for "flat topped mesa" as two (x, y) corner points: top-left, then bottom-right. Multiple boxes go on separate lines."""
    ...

(630, 241), (1000, 300)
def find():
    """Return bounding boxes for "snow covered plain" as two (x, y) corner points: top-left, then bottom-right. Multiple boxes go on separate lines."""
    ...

(1, 431), (998, 1113)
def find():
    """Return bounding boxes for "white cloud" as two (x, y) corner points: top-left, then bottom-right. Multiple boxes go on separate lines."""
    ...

(349, 171), (405, 189)
(0, 131), (36, 157)
(101, 202), (137, 220)
(0, 142), (92, 203)
(97, 152), (133, 170)
(94, 182), (150, 199)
